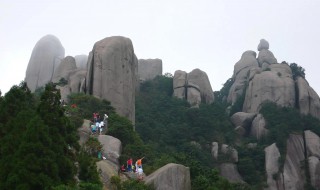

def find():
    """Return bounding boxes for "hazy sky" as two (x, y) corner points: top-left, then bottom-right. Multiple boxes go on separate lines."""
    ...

(1, 0), (320, 95)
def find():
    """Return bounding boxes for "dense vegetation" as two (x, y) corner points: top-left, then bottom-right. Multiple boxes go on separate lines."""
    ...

(0, 82), (101, 189)
(135, 75), (249, 189)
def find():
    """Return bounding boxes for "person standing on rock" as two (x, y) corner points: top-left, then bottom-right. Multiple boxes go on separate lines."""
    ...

(136, 157), (144, 169)
(93, 112), (97, 122)
(127, 158), (133, 172)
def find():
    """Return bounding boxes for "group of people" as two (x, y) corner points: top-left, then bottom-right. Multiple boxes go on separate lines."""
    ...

(121, 157), (144, 179)
(91, 112), (108, 135)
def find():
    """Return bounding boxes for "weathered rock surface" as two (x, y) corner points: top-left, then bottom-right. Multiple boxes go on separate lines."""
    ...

(305, 130), (320, 158)
(265, 143), (283, 190)
(219, 163), (245, 183)
(138, 59), (162, 81)
(227, 51), (259, 105)
(97, 160), (119, 189)
(173, 69), (214, 107)
(308, 156), (320, 189)
(258, 39), (269, 51)
(221, 144), (238, 163)
(297, 77), (320, 119)
(250, 114), (268, 140)
(257, 49), (277, 66)
(211, 142), (218, 160)
(74, 54), (88, 69)
(98, 135), (122, 164)
(283, 134), (305, 190)
(86, 36), (137, 123)
(52, 56), (77, 83)
(173, 70), (187, 99)
(144, 163), (191, 190)
(69, 69), (87, 93)
(230, 112), (256, 130)
(187, 69), (214, 104)
(25, 34), (65, 92)
(243, 64), (295, 113)
(56, 85), (71, 103)
(78, 119), (91, 146)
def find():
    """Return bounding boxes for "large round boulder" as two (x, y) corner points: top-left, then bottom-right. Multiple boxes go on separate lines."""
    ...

(257, 39), (269, 51)
(52, 56), (77, 83)
(144, 163), (191, 190)
(98, 135), (122, 164)
(25, 35), (65, 92)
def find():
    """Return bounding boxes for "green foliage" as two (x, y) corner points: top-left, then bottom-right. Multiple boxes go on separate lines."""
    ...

(214, 78), (234, 104)
(68, 93), (115, 121)
(290, 63), (305, 79)
(135, 76), (240, 189)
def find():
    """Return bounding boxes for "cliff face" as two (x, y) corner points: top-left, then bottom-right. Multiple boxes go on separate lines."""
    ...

(86, 36), (138, 123)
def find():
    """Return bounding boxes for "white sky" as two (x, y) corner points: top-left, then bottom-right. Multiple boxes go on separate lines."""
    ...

(1, 0), (320, 95)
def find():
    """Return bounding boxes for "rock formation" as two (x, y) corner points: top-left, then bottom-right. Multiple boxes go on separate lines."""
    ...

(144, 163), (191, 190)
(211, 142), (219, 160)
(86, 36), (137, 123)
(219, 163), (245, 183)
(265, 143), (283, 190)
(257, 39), (269, 51)
(296, 77), (320, 119)
(250, 114), (268, 140)
(227, 51), (259, 105)
(221, 144), (238, 163)
(25, 35), (65, 92)
(257, 39), (277, 67)
(97, 160), (119, 189)
(173, 69), (214, 107)
(138, 59), (162, 82)
(78, 119), (91, 146)
(52, 56), (77, 83)
(243, 64), (295, 113)
(98, 135), (122, 165)
(74, 54), (88, 69)
(230, 112), (256, 131)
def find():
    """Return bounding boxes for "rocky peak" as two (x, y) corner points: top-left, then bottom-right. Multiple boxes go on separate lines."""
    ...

(25, 34), (65, 92)
(173, 68), (214, 107)
(257, 39), (269, 51)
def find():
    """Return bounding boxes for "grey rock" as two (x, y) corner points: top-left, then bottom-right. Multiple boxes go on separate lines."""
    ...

(219, 163), (245, 183)
(173, 70), (187, 99)
(227, 51), (259, 105)
(173, 69), (214, 107)
(52, 56), (77, 83)
(138, 59), (162, 82)
(98, 135), (122, 164)
(74, 54), (88, 69)
(230, 112), (256, 130)
(211, 142), (219, 160)
(305, 130), (320, 158)
(187, 83), (201, 107)
(257, 49), (277, 66)
(308, 156), (320, 189)
(257, 39), (269, 51)
(250, 114), (268, 140)
(86, 36), (137, 123)
(144, 163), (191, 190)
(234, 126), (246, 136)
(297, 77), (320, 119)
(69, 69), (87, 93)
(78, 119), (91, 146)
(221, 144), (238, 163)
(187, 69), (214, 104)
(56, 85), (71, 103)
(283, 134), (305, 190)
(243, 64), (295, 113)
(96, 160), (119, 189)
(247, 143), (257, 149)
(265, 143), (283, 190)
(25, 34), (65, 92)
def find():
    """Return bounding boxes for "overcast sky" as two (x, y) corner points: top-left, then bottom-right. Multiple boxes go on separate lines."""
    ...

(1, 0), (320, 95)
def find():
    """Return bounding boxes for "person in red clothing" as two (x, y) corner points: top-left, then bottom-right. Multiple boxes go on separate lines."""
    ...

(121, 164), (126, 172)
(127, 158), (133, 172)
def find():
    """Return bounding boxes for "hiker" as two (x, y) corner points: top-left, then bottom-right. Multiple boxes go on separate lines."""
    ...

(104, 113), (108, 129)
(93, 112), (97, 122)
(96, 112), (100, 122)
(121, 164), (126, 172)
(136, 157), (144, 169)
(127, 158), (133, 172)
(91, 124), (97, 133)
